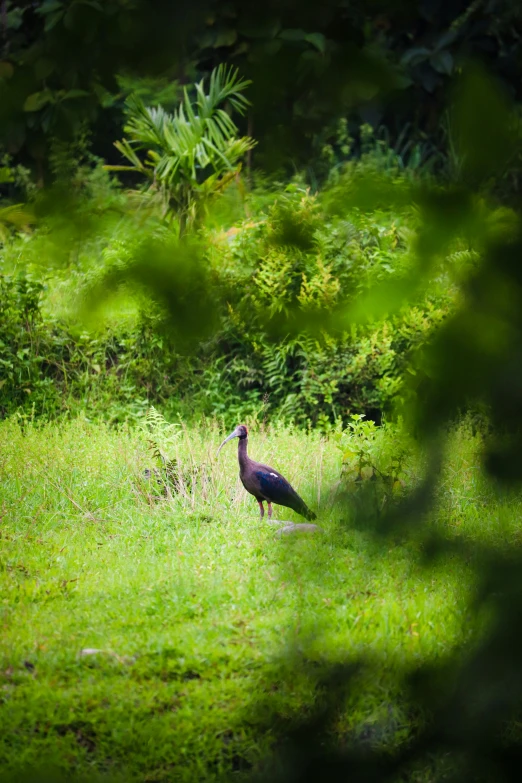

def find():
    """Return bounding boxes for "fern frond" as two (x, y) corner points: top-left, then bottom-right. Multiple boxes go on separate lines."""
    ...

(143, 407), (181, 465)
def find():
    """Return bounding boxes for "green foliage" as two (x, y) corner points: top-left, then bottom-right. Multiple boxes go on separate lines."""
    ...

(3, 29), (522, 783)
(141, 406), (188, 498)
(116, 73), (186, 113)
(0, 274), (55, 414)
(0, 151), (38, 203)
(0, 0), (204, 182)
(0, 203), (33, 243)
(334, 415), (417, 519)
(337, 414), (411, 485)
(1, 0), (521, 203)
(143, 405), (181, 464)
(0, 162), (455, 426)
(0, 272), (181, 423)
(193, 183), (453, 427)
(313, 121), (439, 188)
(106, 65), (256, 234)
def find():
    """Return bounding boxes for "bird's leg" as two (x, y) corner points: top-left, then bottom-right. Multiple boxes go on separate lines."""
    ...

(267, 502), (273, 520)
(258, 500), (265, 519)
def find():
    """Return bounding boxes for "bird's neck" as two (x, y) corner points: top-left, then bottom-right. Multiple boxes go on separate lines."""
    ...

(238, 437), (249, 471)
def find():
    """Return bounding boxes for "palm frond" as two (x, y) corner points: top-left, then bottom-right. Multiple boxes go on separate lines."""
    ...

(0, 204), (34, 242)
(112, 64), (255, 232)
(206, 64), (251, 115)
(0, 203), (33, 227)
(109, 139), (150, 174)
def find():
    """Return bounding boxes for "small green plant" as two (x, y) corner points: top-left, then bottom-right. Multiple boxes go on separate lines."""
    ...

(140, 406), (208, 501)
(335, 415), (413, 511)
(141, 406), (182, 498)
(143, 405), (181, 465)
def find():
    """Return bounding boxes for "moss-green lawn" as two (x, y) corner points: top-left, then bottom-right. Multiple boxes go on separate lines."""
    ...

(1, 417), (513, 781)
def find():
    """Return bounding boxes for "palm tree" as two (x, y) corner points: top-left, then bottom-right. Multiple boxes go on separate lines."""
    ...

(106, 65), (256, 236)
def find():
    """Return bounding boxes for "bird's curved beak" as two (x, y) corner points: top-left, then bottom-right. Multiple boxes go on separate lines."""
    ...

(217, 427), (242, 455)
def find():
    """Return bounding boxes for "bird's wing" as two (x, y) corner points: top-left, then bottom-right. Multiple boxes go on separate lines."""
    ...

(253, 467), (315, 520)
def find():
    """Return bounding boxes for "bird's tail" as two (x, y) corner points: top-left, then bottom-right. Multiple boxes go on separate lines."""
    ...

(291, 489), (317, 521)
(297, 499), (316, 521)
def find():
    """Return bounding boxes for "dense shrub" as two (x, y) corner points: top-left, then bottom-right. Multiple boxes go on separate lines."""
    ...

(0, 273), (183, 423)
(194, 185), (453, 426)
(0, 177), (456, 426)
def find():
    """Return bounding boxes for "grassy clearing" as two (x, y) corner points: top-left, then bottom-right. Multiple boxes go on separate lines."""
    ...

(0, 417), (517, 781)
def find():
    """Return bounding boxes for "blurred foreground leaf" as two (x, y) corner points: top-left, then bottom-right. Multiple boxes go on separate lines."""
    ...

(80, 234), (220, 351)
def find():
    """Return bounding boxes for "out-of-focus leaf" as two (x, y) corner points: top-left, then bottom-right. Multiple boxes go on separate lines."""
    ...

(419, 66), (441, 93)
(305, 32), (326, 54)
(232, 41), (250, 56)
(38, 1), (65, 31)
(61, 89), (91, 100)
(452, 64), (517, 183)
(196, 30), (215, 49)
(79, 0), (104, 10)
(395, 73), (414, 89)
(260, 40), (281, 56)
(0, 204), (34, 242)
(92, 82), (116, 107)
(213, 28), (238, 47)
(238, 18), (281, 39)
(34, 58), (55, 80)
(23, 90), (54, 112)
(400, 47), (431, 66)
(80, 236), (220, 351)
(280, 28), (307, 42)
(321, 171), (414, 216)
(434, 28), (459, 51)
(0, 167), (14, 184)
(430, 49), (453, 75)
(0, 61), (14, 79)
(7, 8), (24, 30)
(37, 0), (64, 15)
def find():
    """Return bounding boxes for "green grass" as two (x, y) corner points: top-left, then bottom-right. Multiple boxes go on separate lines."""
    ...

(0, 416), (517, 781)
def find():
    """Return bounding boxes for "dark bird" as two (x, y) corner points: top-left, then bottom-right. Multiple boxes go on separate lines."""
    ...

(217, 424), (317, 521)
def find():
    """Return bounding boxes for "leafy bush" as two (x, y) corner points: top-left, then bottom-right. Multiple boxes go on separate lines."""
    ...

(193, 184), (454, 426)
(0, 272), (183, 423)
(0, 170), (458, 426)
(333, 414), (420, 518)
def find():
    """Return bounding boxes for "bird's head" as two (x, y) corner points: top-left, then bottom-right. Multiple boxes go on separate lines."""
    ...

(217, 424), (248, 454)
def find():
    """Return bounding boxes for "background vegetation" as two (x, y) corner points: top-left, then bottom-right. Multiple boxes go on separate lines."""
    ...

(3, 2), (522, 782)
(0, 152), (456, 426)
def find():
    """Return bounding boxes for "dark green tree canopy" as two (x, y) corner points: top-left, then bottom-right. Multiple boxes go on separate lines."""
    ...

(1, 0), (521, 182)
